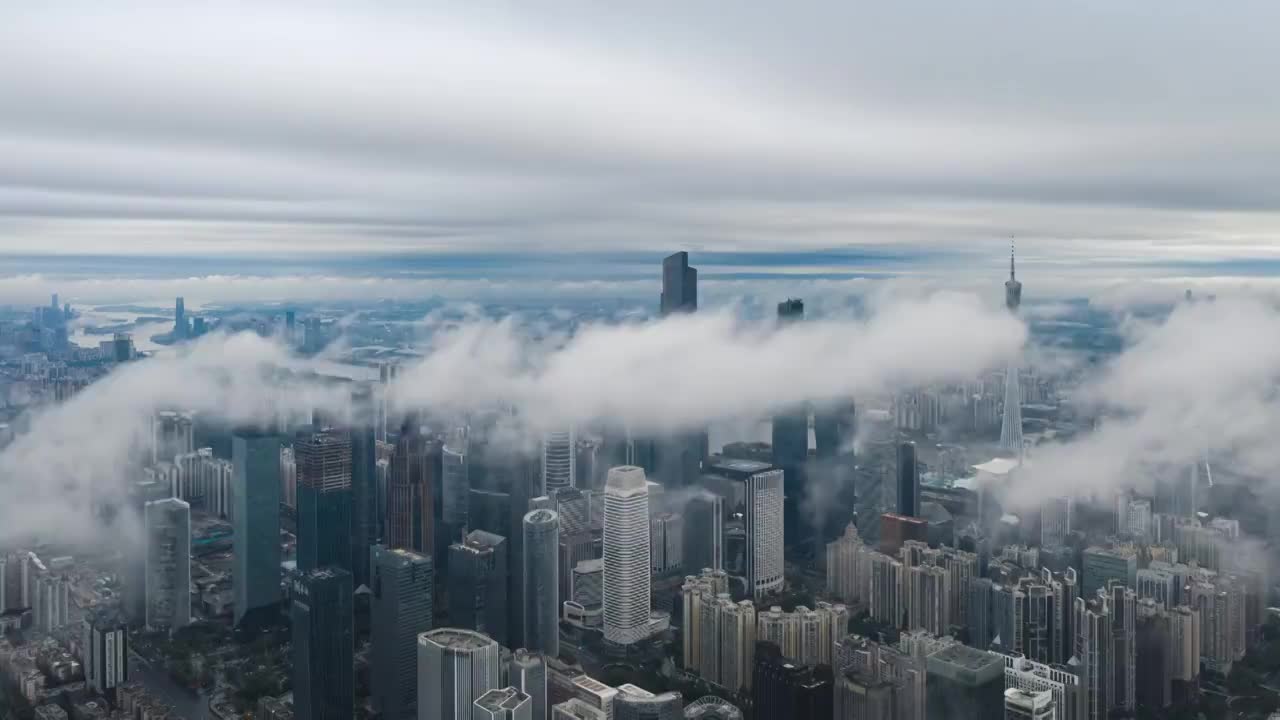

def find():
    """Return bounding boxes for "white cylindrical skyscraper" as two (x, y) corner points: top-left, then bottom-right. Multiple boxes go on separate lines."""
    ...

(542, 430), (577, 493)
(418, 628), (501, 720)
(603, 466), (651, 646)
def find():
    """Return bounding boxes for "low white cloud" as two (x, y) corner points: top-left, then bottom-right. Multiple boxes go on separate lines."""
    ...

(1010, 296), (1280, 509)
(0, 291), (1022, 545)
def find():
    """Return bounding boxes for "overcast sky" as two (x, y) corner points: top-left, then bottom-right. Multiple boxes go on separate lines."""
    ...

(2, 3), (1280, 268)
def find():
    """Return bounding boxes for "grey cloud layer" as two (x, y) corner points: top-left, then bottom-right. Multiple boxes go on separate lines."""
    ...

(2, 3), (1280, 256)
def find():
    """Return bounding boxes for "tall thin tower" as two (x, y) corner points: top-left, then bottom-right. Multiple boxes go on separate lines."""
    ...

(999, 243), (1025, 458)
(603, 466), (652, 646)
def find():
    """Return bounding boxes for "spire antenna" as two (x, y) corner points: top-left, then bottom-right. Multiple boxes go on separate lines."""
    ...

(1010, 238), (1016, 280)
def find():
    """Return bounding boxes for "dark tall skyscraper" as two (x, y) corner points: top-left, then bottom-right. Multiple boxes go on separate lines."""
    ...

(349, 386), (379, 588)
(173, 296), (188, 339)
(448, 529), (510, 648)
(776, 298), (804, 322)
(468, 439), (540, 646)
(772, 299), (809, 549)
(292, 567), (354, 720)
(896, 442), (920, 518)
(814, 400), (855, 461)
(812, 400), (857, 546)
(660, 251), (697, 315)
(296, 431), (353, 573)
(386, 419), (438, 558)
(523, 509), (560, 658)
(370, 545), (432, 719)
(125, 479), (171, 624)
(232, 430), (281, 628)
(752, 641), (834, 720)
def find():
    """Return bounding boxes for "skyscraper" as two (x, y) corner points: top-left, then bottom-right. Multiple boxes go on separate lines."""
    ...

(388, 420), (438, 557)
(144, 497), (191, 633)
(682, 492), (723, 574)
(999, 246), (1025, 457)
(448, 530), (510, 647)
(543, 430), (576, 493)
(1108, 582), (1137, 714)
(1040, 496), (1071, 548)
(524, 509), (561, 658)
(82, 607), (128, 698)
(296, 431), (354, 573)
(349, 387), (380, 588)
(1074, 596), (1112, 720)
(751, 642), (833, 720)
(896, 442), (920, 518)
(152, 410), (194, 465)
(371, 545), (433, 720)
(468, 438), (541, 646)
(173, 296), (187, 339)
(417, 628), (502, 720)
(923, 645), (1004, 720)
(772, 299), (809, 548)
(292, 567), (354, 720)
(232, 430), (282, 627)
(1082, 546), (1137, 599)
(441, 432), (469, 543)
(603, 466), (652, 646)
(704, 458), (784, 600)
(509, 650), (547, 720)
(660, 252), (697, 315)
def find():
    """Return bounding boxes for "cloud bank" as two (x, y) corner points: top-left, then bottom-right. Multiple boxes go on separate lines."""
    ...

(2, 3), (1280, 257)
(5, 285), (1280, 551)
(1010, 295), (1280, 508)
(0, 291), (1022, 545)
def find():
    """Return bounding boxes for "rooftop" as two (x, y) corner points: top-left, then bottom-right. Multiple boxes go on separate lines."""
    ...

(524, 509), (559, 525)
(475, 687), (530, 712)
(973, 457), (1020, 476)
(708, 457), (772, 473)
(927, 644), (1004, 685)
(420, 628), (497, 652)
(606, 466), (647, 492)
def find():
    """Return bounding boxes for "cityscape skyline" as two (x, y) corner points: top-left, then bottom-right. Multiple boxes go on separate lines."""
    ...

(4, 4), (1280, 718)
(0, 249), (1278, 719)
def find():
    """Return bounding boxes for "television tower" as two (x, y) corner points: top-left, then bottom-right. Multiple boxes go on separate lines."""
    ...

(999, 242), (1025, 457)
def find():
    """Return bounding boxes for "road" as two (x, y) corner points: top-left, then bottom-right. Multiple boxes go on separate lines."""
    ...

(130, 650), (210, 720)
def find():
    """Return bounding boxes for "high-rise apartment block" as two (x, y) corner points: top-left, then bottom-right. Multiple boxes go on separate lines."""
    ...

(144, 497), (191, 633)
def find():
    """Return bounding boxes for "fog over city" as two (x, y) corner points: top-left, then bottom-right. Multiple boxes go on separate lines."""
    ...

(4, 4), (1280, 719)
(1, 284), (1275, 553)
